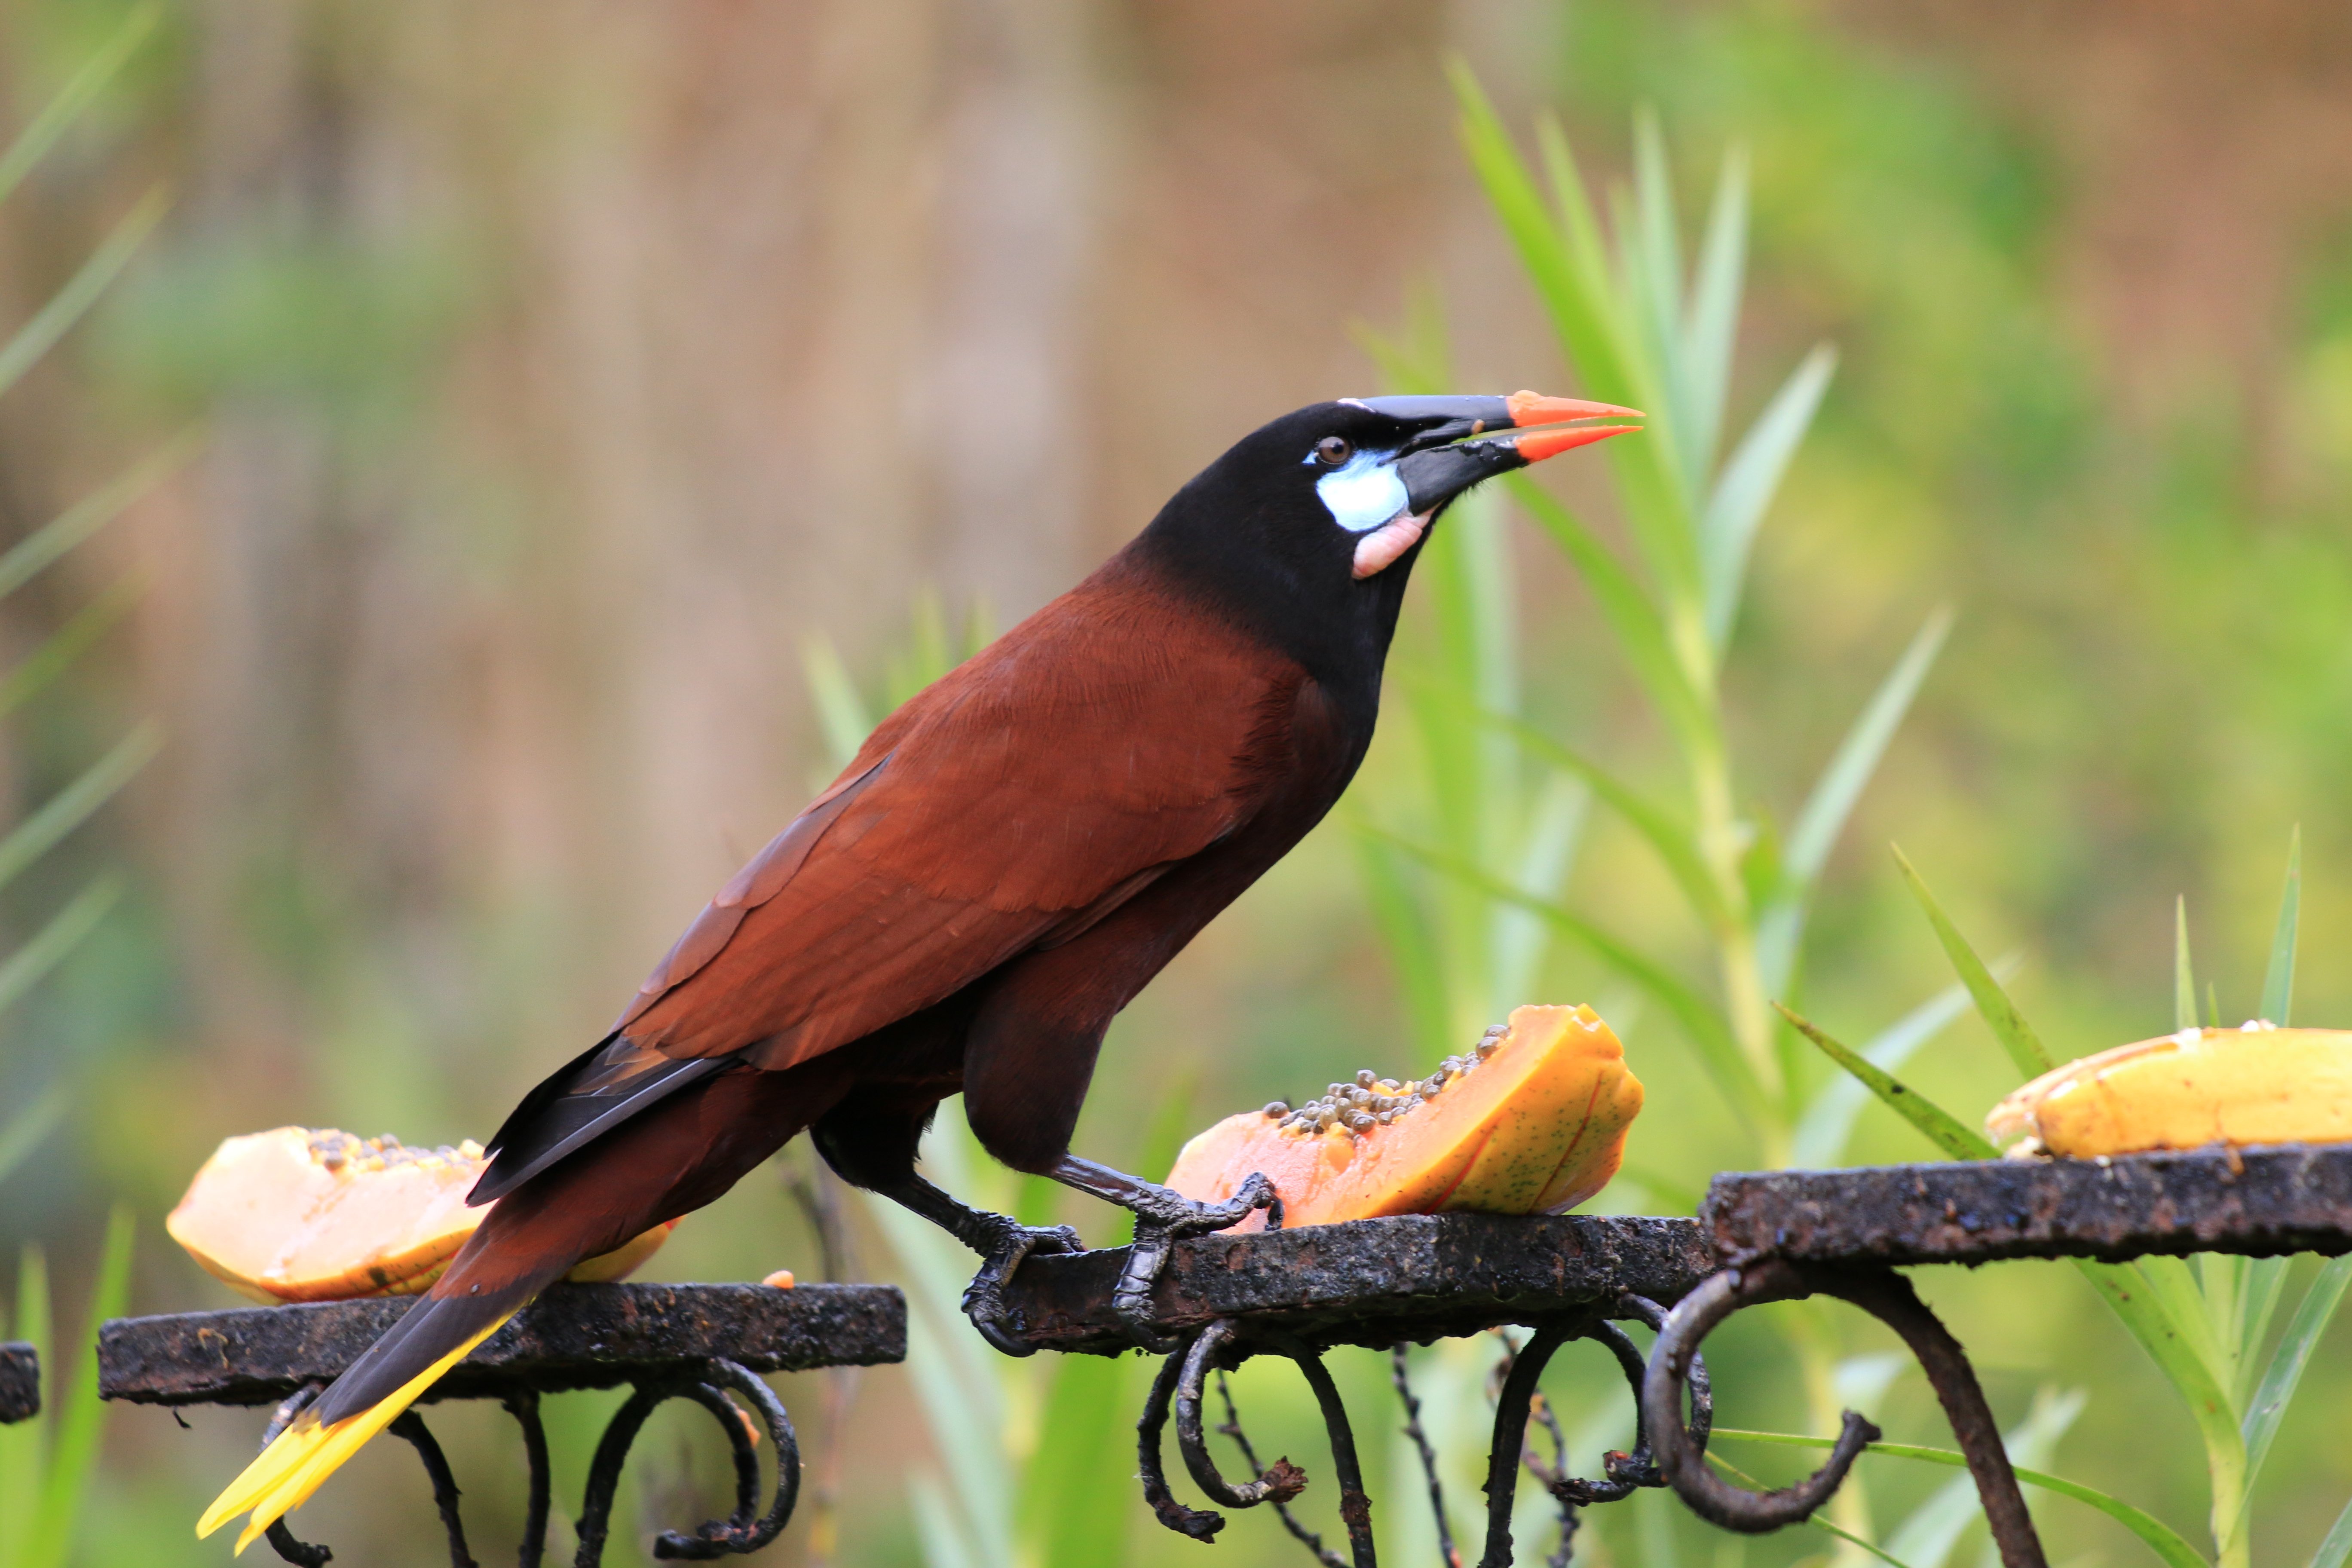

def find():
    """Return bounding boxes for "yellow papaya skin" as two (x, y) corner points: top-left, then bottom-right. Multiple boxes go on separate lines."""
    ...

(1164, 1004), (1642, 1229)
(1985, 1024), (2352, 1158)
(167, 1126), (674, 1303)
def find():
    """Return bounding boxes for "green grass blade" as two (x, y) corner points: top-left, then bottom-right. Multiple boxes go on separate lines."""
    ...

(0, 723), (161, 895)
(1449, 65), (1630, 401)
(1891, 846), (2054, 1078)
(0, 1246), (54, 1565)
(2259, 827), (2300, 1025)
(24, 1205), (132, 1567)
(2175, 898), (2198, 1034)
(1791, 966), (2017, 1168)
(1019, 1354), (1134, 1568)
(2073, 1255), (2245, 1533)
(1713, 1428), (2208, 1568)
(1440, 691), (1726, 928)
(910, 1471), (985, 1568)
(1708, 1449), (1920, 1568)
(1701, 343), (1836, 649)
(1755, 608), (1951, 993)
(1776, 1002), (1996, 1161)
(2311, 1489), (2352, 1568)
(0, 576), (140, 722)
(2236, 1254), (2290, 1403)
(0, 876), (121, 1022)
(0, 435), (196, 603)
(1682, 145), (1749, 487)
(798, 634), (874, 770)
(1366, 823), (1757, 1113)
(1629, 110), (1693, 493)
(2239, 1254), (2352, 1512)
(1884, 1386), (2083, 1568)
(2134, 1254), (2235, 1394)
(0, 1083), (67, 1192)
(1530, 112), (1642, 399)
(0, 185), (168, 403)
(1353, 826), (1453, 1060)
(870, 1197), (1013, 1566)
(0, 3), (161, 209)
(1505, 476), (1713, 759)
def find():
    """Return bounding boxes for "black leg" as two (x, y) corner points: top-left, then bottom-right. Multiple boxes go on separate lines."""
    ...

(1048, 1155), (1276, 1351)
(867, 1171), (1084, 1356)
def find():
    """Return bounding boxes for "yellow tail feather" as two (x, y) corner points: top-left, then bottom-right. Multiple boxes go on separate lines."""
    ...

(197, 1311), (518, 1553)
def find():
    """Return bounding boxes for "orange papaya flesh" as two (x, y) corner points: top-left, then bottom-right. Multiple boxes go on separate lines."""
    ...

(166, 1127), (675, 1304)
(1164, 1004), (1642, 1232)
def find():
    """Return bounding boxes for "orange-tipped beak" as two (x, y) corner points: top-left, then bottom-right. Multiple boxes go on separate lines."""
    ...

(1513, 422), (1644, 462)
(1377, 389), (1647, 528)
(1504, 389), (1646, 426)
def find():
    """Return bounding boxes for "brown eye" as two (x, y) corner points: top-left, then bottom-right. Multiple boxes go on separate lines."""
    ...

(1314, 436), (1353, 466)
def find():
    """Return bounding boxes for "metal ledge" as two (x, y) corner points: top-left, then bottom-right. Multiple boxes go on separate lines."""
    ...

(0, 1341), (36, 1423)
(1003, 1213), (1715, 1356)
(98, 1281), (904, 1408)
(1703, 1145), (2352, 1267)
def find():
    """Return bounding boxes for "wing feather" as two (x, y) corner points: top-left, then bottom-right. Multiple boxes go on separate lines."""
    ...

(623, 573), (1299, 1068)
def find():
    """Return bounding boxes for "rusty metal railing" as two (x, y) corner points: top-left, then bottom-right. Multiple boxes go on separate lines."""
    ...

(99, 1281), (903, 1566)
(999, 1145), (2352, 1568)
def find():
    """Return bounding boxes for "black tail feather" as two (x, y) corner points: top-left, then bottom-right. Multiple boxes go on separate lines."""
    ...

(312, 1284), (535, 1427)
(470, 1041), (735, 1207)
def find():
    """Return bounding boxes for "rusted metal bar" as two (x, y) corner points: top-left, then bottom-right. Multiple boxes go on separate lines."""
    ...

(1166, 1320), (1374, 1568)
(1388, 1346), (1459, 1568)
(0, 1341), (36, 1424)
(100, 1281), (903, 1408)
(1476, 1317), (1583, 1568)
(387, 1410), (479, 1568)
(1217, 1368), (1351, 1568)
(1281, 1341), (1378, 1568)
(573, 1376), (670, 1566)
(1642, 1260), (2047, 1568)
(505, 1391), (553, 1568)
(1004, 1213), (1714, 1357)
(1704, 1146), (2352, 1266)
(129, 1286), (888, 1568)
(1174, 1321), (1311, 1510)
(1643, 1263), (1877, 1531)
(1137, 1335), (1226, 1543)
(649, 1360), (802, 1561)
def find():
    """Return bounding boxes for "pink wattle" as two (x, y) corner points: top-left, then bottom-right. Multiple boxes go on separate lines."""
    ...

(1352, 511), (1429, 579)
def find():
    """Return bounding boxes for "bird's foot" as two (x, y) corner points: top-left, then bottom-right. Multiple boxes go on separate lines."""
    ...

(1110, 1172), (1277, 1352)
(957, 1213), (1085, 1358)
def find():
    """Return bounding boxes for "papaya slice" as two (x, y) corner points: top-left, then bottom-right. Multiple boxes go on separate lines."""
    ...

(1986, 1023), (2352, 1158)
(1164, 1004), (1642, 1232)
(166, 1127), (676, 1304)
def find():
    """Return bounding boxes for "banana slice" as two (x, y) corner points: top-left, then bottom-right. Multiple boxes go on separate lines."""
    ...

(1986, 1023), (2352, 1159)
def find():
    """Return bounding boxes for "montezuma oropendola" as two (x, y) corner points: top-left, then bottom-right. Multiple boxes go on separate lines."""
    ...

(200, 389), (1640, 1550)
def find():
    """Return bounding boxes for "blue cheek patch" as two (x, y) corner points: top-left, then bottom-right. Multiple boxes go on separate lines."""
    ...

(1311, 447), (1408, 534)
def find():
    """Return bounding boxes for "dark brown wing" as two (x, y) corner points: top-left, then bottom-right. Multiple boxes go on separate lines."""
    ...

(473, 566), (1300, 1200)
(622, 570), (1301, 1067)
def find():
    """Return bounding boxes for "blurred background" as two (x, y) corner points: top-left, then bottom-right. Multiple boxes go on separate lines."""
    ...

(3, 1), (2351, 1565)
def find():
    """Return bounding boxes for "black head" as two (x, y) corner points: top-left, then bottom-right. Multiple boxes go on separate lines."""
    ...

(1132, 392), (1640, 691)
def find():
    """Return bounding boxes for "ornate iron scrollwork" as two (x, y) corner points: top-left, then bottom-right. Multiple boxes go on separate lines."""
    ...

(252, 1359), (802, 1568)
(1134, 1293), (1712, 1568)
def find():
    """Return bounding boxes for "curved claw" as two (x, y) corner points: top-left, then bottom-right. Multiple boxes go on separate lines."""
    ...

(958, 1221), (1083, 1357)
(1106, 1174), (1277, 1352)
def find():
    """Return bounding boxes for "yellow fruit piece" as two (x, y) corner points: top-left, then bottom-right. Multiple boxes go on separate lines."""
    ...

(1985, 1024), (2352, 1158)
(167, 1126), (674, 1302)
(1164, 1004), (1643, 1229)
